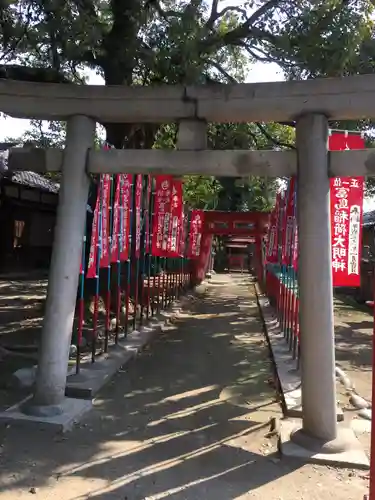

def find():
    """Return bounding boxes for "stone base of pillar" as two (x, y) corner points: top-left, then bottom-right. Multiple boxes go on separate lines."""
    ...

(279, 420), (369, 469)
(0, 395), (92, 433)
(21, 400), (65, 418)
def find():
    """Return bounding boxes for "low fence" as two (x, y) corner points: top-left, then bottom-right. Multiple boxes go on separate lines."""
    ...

(71, 173), (201, 374)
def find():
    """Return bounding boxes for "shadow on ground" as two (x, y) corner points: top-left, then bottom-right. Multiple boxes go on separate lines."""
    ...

(0, 275), (305, 499)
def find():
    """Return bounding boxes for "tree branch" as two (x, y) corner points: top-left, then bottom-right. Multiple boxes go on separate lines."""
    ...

(200, 0), (283, 54)
(256, 122), (295, 150)
(207, 59), (238, 83)
(207, 5), (247, 29)
(206, 0), (219, 29)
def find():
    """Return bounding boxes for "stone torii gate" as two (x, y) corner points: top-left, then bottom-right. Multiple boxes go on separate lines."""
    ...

(1, 75), (375, 466)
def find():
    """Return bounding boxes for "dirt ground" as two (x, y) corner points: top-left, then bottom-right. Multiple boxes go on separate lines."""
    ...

(0, 274), (369, 500)
(334, 293), (373, 459)
(334, 294), (373, 403)
(0, 277), (47, 410)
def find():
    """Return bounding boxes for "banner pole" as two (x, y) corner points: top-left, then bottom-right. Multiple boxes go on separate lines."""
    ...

(132, 176), (141, 331)
(104, 175), (114, 353)
(125, 177), (134, 337)
(115, 175), (123, 345)
(76, 234), (87, 374)
(92, 176), (103, 363)
(146, 178), (153, 319)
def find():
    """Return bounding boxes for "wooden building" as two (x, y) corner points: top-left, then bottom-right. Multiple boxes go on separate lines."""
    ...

(0, 169), (59, 272)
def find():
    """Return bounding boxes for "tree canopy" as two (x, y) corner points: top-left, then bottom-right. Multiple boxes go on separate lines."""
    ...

(1, 0), (375, 208)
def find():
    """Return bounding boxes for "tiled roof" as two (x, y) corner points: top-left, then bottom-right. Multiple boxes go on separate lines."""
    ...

(3, 170), (60, 194)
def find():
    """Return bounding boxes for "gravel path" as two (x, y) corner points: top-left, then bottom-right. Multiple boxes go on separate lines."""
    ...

(0, 275), (369, 499)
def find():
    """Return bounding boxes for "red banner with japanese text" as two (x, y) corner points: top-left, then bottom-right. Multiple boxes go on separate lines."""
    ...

(281, 177), (296, 265)
(329, 132), (365, 287)
(292, 224), (299, 271)
(87, 185), (100, 278)
(167, 179), (184, 257)
(266, 191), (281, 263)
(99, 174), (111, 268)
(187, 210), (204, 259)
(111, 175), (121, 263)
(151, 175), (173, 257)
(145, 176), (152, 253)
(134, 174), (143, 259)
(119, 174), (133, 262)
(179, 212), (186, 257)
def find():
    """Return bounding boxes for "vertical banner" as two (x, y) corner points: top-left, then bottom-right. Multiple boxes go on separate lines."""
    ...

(151, 175), (173, 257)
(87, 184), (100, 278)
(330, 176), (364, 286)
(292, 188), (299, 272)
(119, 174), (133, 261)
(281, 178), (296, 265)
(111, 175), (121, 263)
(167, 179), (183, 257)
(134, 174), (143, 259)
(266, 192), (281, 263)
(99, 174), (111, 268)
(145, 176), (152, 253)
(187, 210), (204, 259)
(179, 212), (187, 257)
(329, 132), (365, 287)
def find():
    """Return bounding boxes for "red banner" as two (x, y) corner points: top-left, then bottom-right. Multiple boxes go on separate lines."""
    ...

(329, 132), (365, 287)
(99, 175), (111, 268)
(179, 212), (187, 257)
(151, 175), (173, 257)
(292, 225), (299, 271)
(266, 191), (281, 263)
(145, 176), (152, 253)
(281, 178), (296, 265)
(87, 186), (100, 278)
(187, 210), (204, 259)
(111, 175), (121, 263)
(119, 174), (133, 262)
(167, 179), (183, 257)
(134, 175), (143, 259)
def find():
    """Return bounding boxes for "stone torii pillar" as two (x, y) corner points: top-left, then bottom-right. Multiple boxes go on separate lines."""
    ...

(24, 115), (95, 417)
(296, 113), (337, 441)
(279, 113), (367, 465)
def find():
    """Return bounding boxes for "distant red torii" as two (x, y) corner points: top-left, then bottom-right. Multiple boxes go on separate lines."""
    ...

(191, 210), (270, 284)
(202, 210), (270, 236)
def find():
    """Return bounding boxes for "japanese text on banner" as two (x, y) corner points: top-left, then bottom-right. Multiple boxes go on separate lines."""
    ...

(99, 175), (111, 268)
(330, 176), (364, 287)
(134, 175), (143, 259)
(266, 192), (281, 263)
(119, 174), (133, 262)
(87, 184), (100, 278)
(328, 132), (365, 287)
(145, 176), (152, 253)
(167, 179), (183, 257)
(281, 178), (296, 266)
(151, 175), (173, 257)
(187, 210), (204, 259)
(111, 175), (121, 264)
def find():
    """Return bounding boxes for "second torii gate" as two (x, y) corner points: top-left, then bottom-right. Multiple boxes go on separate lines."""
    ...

(190, 210), (269, 283)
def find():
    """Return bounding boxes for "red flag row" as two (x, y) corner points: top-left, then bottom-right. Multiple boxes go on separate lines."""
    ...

(86, 174), (205, 278)
(265, 131), (365, 288)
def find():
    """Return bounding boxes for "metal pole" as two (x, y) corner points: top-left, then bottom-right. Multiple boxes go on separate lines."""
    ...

(76, 234), (87, 374)
(92, 177), (103, 362)
(26, 115), (95, 414)
(104, 175), (114, 352)
(296, 113), (337, 441)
